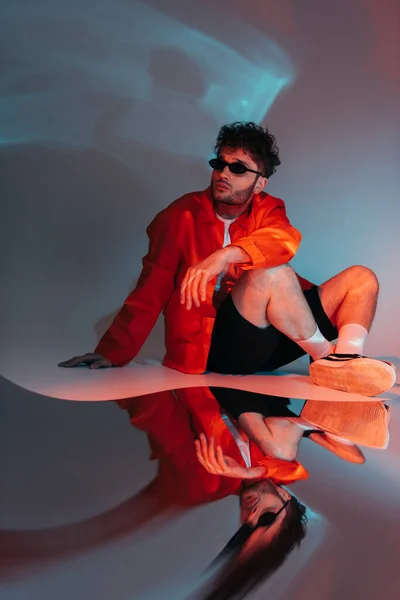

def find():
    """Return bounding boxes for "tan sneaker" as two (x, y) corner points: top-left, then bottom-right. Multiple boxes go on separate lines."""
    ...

(301, 399), (391, 449)
(309, 353), (396, 396)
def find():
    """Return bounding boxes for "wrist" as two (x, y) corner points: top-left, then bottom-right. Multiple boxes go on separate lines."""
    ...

(221, 245), (252, 265)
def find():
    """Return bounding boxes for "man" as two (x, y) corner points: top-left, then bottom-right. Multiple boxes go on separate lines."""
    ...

(59, 122), (396, 396)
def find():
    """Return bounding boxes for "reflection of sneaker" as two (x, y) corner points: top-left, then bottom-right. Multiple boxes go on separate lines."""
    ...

(286, 417), (365, 463)
(309, 353), (396, 396)
(301, 400), (391, 449)
(307, 432), (365, 464)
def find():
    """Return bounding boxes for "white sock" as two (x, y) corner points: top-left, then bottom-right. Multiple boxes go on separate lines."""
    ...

(297, 327), (335, 360)
(335, 323), (368, 355)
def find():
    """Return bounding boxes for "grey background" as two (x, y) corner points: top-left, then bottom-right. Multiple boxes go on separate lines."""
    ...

(0, 1), (399, 598)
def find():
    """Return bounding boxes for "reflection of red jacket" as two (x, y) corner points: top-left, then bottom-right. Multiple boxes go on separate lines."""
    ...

(96, 188), (313, 373)
(118, 388), (308, 506)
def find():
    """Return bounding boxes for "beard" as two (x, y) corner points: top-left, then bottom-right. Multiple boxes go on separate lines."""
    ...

(211, 178), (258, 206)
(241, 479), (280, 496)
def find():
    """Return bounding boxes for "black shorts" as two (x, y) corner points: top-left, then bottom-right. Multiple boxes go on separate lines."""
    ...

(206, 286), (338, 375)
(210, 386), (297, 421)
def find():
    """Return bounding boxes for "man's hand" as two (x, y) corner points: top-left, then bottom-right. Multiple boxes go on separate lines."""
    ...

(180, 249), (230, 310)
(195, 433), (267, 480)
(58, 353), (113, 369)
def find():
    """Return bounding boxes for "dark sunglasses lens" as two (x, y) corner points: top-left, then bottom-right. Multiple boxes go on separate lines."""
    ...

(229, 163), (247, 174)
(209, 158), (248, 174)
(257, 513), (277, 527)
(209, 158), (225, 170)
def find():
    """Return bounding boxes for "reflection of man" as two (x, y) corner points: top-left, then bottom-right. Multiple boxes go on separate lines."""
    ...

(60, 122), (395, 396)
(118, 385), (309, 599)
(210, 386), (365, 463)
(194, 394), (391, 600)
(118, 388), (307, 598)
(117, 387), (308, 506)
(195, 436), (307, 600)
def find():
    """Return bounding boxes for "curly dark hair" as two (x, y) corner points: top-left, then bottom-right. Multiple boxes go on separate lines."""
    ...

(213, 122), (281, 178)
(197, 495), (307, 600)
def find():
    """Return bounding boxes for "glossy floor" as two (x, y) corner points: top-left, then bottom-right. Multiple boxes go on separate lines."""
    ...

(1, 360), (400, 600)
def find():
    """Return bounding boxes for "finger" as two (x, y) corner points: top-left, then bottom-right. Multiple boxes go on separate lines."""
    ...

(194, 439), (201, 455)
(184, 269), (193, 310)
(199, 433), (217, 473)
(185, 272), (197, 311)
(195, 440), (207, 468)
(199, 433), (210, 464)
(191, 272), (203, 308)
(208, 437), (222, 472)
(199, 272), (209, 303)
(215, 445), (229, 473)
(58, 356), (84, 368)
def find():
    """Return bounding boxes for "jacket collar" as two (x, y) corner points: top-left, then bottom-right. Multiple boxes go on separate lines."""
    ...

(196, 187), (268, 232)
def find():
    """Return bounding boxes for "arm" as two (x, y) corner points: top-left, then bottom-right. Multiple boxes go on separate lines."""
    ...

(180, 200), (302, 309)
(230, 200), (302, 271)
(211, 386), (292, 458)
(120, 392), (239, 504)
(95, 209), (181, 366)
(237, 412), (275, 456)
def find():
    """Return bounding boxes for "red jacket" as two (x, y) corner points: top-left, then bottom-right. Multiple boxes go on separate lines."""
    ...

(96, 188), (313, 373)
(117, 387), (308, 506)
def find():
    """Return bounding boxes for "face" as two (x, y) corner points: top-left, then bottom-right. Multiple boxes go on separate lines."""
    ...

(210, 147), (267, 213)
(239, 480), (291, 556)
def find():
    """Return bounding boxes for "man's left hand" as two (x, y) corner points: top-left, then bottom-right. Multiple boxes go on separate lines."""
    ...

(180, 248), (230, 310)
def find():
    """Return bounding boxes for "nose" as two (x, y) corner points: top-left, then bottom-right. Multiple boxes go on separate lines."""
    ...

(241, 506), (259, 526)
(244, 511), (259, 527)
(220, 165), (231, 178)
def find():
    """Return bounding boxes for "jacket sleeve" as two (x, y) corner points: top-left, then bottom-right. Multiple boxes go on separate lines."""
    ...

(231, 200), (302, 270)
(95, 209), (181, 366)
(116, 391), (237, 505)
(159, 440), (238, 505)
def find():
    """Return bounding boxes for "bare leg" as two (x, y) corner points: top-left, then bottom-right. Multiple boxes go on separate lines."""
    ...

(318, 265), (379, 331)
(231, 264), (317, 340)
(231, 263), (394, 395)
(311, 266), (395, 395)
(238, 412), (304, 461)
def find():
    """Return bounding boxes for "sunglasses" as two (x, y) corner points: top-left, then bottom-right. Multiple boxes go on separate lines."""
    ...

(254, 500), (289, 528)
(209, 499), (290, 567)
(209, 157), (265, 177)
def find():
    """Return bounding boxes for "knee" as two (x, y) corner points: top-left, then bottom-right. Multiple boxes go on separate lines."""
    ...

(244, 263), (296, 285)
(348, 265), (379, 292)
(268, 446), (297, 462)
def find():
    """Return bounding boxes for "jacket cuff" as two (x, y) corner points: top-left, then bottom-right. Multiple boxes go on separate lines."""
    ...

(231, 241), (266, 270)
(94, 342), (133, 367)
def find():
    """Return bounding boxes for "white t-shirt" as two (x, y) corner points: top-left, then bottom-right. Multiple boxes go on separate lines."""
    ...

(215, 213), (237, 292)
(222, 413), (252, 467)
(215, 214), (252, 466)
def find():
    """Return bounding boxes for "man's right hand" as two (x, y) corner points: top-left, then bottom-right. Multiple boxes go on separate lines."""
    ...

(58, 353), (113, 369)
(195, 434), (267, 480)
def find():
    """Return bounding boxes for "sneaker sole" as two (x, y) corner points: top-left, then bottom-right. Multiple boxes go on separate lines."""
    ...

(309, 358), (396, 396)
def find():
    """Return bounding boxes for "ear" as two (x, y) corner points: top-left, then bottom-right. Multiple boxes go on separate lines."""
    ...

(255, 176), (268, 193)
(276, 485), (291, 502)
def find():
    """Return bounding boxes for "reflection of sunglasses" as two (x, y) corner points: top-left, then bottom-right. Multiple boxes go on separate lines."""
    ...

(209, 157), (265, 177)
(254, 500), (289, 528)
(208, 500), (290, 569)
